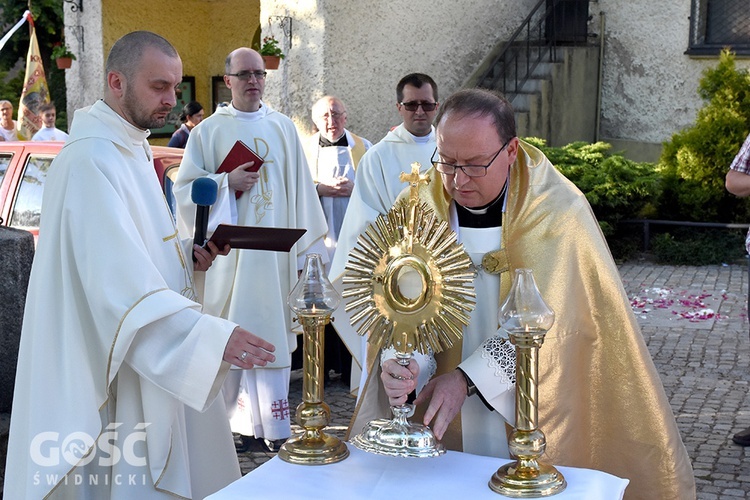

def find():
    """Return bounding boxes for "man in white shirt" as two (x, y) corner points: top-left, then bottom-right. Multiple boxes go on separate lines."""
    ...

(31, 102), (69, 141)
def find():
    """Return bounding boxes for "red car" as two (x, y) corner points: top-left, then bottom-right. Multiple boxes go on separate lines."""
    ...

(0, 141), (183, 240)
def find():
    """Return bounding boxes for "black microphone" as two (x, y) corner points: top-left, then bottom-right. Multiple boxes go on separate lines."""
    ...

(191, 177), (218, 261)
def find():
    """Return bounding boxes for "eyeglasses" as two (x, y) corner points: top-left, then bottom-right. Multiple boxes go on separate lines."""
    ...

(399, 101), (438, 112)
(431, 139), (512, 178)
(226, 70), (267, 81)
(319, 111), (346, 120)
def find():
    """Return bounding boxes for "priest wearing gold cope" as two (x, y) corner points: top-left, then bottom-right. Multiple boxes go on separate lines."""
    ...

(349, 88), (695, 500)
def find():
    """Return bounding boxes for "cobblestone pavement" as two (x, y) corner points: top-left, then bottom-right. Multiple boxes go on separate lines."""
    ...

(236, 261), (750, 499)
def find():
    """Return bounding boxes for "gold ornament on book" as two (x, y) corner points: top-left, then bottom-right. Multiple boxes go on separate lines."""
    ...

(343, 162), (476, 458)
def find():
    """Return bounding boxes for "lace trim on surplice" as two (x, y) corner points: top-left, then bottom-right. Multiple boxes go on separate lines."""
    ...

(480, 336), (516, 385)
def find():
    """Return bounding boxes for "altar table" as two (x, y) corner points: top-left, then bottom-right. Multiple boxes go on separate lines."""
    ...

(207, 444), (628, 499)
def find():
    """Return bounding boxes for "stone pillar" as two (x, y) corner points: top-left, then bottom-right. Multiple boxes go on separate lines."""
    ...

(0, 227), (34, 413)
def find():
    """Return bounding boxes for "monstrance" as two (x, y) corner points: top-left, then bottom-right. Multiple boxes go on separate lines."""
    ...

(343, 162), (476, 457)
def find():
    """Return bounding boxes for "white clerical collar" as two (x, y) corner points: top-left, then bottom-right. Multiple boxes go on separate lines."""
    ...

(230, 102), (268, 121)
(407, 129), (434, 144)
(97, 100), (151, 147)
(462, 181), (508, 216)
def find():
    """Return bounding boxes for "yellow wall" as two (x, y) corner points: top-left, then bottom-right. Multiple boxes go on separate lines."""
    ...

(102, 0), (261, 145)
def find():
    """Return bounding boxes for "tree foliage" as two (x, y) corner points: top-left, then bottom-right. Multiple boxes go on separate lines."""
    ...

(658, 49), (750, 223)
(0, 0), (68, 128)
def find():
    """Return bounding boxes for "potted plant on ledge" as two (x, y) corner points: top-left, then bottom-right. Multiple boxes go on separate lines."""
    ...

(51, 43), (76, 70)
(258, 36), (284, 70)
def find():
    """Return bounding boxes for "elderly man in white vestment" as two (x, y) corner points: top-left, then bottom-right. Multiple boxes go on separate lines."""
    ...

(350, 88), (696, 500)
(304, 95), (373, 262)
(3, 31), (276, 499)
(301, 95), (372, 385)
(174, 47), (328, 453)
(328, 73), (439, 393)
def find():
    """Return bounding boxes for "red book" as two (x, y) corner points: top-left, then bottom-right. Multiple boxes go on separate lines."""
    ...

(216, 140), (264, 198)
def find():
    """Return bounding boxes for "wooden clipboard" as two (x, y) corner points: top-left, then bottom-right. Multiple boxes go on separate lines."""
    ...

(208, 224), (306, 252)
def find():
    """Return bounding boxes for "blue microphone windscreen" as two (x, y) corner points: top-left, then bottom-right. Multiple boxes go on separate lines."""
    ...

(191, 177), (218, 206)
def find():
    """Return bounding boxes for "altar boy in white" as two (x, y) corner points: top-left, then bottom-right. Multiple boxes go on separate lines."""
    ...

(3, 31), (276, 499)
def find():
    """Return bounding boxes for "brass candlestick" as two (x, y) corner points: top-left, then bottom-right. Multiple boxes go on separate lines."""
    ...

(278, 253), (349, 465)
(489, 268), (566, 497)
(344, 163), (476, 458)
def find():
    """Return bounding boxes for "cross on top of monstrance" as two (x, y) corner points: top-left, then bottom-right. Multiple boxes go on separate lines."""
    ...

(399, 162), (430, 202)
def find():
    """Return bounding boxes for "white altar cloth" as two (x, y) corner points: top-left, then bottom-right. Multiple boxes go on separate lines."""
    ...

(207, 444), (628, 499)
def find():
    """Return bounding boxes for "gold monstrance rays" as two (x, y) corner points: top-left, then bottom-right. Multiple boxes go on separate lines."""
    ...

(343, 161), (476, 362)
(343, 201), (475, 356)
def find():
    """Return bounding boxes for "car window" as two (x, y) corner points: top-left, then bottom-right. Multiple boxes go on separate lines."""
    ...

(9, 154), (55, 230)
(163, 164), (180, 220)
(0, 153), (10, 185)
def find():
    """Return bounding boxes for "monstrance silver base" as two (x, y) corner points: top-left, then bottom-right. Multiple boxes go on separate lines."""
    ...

(350, 405), (445, 458)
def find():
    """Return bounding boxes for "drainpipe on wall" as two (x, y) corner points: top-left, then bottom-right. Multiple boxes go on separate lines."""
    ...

(595, 11), (605, 142)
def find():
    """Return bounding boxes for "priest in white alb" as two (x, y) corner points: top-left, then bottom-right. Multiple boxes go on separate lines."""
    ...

(329, 73), (440, 394)
(173, 47), (328, 453)
(3, 31), (276, 499)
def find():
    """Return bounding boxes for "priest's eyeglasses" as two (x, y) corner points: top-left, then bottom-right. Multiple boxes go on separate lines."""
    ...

(226, 70), (267, 81)
(320, 111), (346, 120)
(399, 101), (438, 112)
(431, 139), (512, 178)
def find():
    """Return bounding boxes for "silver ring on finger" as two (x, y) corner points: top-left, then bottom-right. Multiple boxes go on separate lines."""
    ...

(389, 372), (405, 381)
(240, 351), (248, 361)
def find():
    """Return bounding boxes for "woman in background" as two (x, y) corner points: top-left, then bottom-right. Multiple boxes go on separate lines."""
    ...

(168, 101), (204, 148)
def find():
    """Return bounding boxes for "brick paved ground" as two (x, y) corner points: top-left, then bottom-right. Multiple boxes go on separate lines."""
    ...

(620, 261), (750, 499)
(237, 261), (750, 499)
(3, 262), (750, 498)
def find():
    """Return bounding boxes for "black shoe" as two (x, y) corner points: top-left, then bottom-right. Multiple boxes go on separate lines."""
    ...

(235, 434), (254, 453)
(732, 427), (750, 446)
(257, 437), (286, 453)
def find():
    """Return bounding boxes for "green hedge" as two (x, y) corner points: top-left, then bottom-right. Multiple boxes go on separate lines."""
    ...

(523, 50), (750, 265)
(659, 49), (750, 224)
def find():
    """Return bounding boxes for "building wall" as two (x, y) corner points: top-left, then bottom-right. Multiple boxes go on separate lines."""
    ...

(64, 1), (749, 155)
(592, 0), (750, 158)
(64, 0), (261, 146)
(260, 0), (535, 143)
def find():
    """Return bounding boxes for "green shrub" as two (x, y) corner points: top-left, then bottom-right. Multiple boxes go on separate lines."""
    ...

(521, 49), (750, 266)
(658, 49), (750, 223)
(524, 138), (661, 233)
